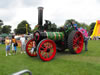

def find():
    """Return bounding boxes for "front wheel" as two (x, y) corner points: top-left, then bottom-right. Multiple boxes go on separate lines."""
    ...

(68, 31), (84, 54)
(37, 39), (56, 61)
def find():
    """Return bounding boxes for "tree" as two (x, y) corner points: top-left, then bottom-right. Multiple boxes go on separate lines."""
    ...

(88, 22), (96, 36)
(64, 19), (90, 31)
(89, 22), (96, 30)
(14, 20), (31, 34)
(80, 23), (90, 31)
(2, 25), (11, 34)
(64, 19), (81, 27)
(0, 26), (2, 34)
(0, 20), (3, 26)
(0, 19), (4, 34)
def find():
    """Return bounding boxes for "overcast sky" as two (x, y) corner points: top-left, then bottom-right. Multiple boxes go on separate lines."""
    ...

(0, 0), (100, 31)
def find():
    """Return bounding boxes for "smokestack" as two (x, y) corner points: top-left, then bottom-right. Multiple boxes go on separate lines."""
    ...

(38, 7), (44, 29)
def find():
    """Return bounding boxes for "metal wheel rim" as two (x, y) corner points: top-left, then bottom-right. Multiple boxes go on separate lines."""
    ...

(73, 32), (83, 53)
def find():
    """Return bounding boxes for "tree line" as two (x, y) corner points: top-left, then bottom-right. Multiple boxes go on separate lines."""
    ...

(0, 19), (96, 36)
(0, 20), (11, 34)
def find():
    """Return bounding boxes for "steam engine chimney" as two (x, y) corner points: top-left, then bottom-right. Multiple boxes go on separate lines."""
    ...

(38, 7), (44, 30)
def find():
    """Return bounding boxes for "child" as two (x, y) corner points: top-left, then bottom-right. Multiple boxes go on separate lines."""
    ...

(5, 36), (11, 56)
(30, 41), (36, 54)
(11, 35), (17, 54)
(14, 40), (18, 54)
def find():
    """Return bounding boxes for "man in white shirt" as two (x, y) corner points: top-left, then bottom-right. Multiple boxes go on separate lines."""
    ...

(20, 35), (26, 54)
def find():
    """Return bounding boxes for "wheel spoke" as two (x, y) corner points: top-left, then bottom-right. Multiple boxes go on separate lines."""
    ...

(40, 45), (46, 50)
(73, 43), (78, 48)
(43, 53), (48, 58)
(46, 53), (48, 58)
(41, 51), (45, 56)
(79, 41), (82, 44)
(78, 46), (81, 50)
(74, 35), (78, 42)
(73, 43), (77, 46)
(77, 35), (82, 40)
(48, 43), (52, 48)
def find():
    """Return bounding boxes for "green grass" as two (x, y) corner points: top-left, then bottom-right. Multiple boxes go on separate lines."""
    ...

(0, 40), (100, 75)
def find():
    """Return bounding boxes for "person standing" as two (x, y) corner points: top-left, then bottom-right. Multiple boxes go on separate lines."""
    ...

(71, 21), (78, 30)
(14, 40), (18, 54)
(20, 35), (26, 54)
(84, 36), (88, 51)
(11, 35), (17, 54)
(78, 27), (88, 51)
(5, 36), (11, 56)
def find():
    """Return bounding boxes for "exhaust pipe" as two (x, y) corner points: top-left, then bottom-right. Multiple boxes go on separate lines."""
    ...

(38, 7), (44, 30)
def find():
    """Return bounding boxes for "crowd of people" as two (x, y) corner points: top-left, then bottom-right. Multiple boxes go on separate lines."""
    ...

(5, 35), (26, 56)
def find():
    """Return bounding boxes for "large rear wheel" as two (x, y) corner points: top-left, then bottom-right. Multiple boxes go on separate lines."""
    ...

(68, 31), (83, 54)
(37, 39), (56, 61)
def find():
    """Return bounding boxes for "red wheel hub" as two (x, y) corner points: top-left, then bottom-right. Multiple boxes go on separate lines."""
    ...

(73, 32), (83, 54)
(37, 39), (56, 61)
(26, 39), (37, 56)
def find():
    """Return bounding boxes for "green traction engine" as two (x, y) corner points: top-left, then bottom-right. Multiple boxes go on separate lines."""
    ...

(26, 7), (84, 61)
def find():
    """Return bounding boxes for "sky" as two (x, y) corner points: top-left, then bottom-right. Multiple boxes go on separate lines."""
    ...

(0, 0), (100, 31)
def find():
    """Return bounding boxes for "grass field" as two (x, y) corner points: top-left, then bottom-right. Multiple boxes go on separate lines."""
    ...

(0, 40), (100, 75)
